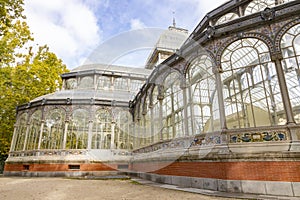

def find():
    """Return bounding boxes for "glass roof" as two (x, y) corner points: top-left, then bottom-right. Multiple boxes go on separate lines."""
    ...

(215, 12), (239, 25)
(70, 64), (151, 77)
(31, 89), (137, 103)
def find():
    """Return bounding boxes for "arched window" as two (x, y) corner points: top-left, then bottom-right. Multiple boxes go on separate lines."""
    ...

(65, 78), (77, 90)
(92, 109), (112, 149)
(97, 76), (111, 90)
(42, 109), (65, 150)
(244, 0), (295, 16)
(14, 113), (28, 151)
(152, 86), (161, 143)
(162, 72), (183, 140)
(134, 103), (143, 148)
(281, 23), (300, 124)
(67, 109), (89, 149)
(187, 55), (218, 134)
(215, 13), (239, 25)
(241, 72), (253, 89)
(142, 95), (151, 145)
(25, 110), (42, 150)
(114, 77), (129, 91)
(221, 38), (283, 129)
(130, 79), (144, 93)
(245, 0), (275, 15)
(78, 76), (94, 89)
(115, 109), (132, 149)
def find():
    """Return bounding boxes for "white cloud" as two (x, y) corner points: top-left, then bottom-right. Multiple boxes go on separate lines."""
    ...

(196, 0), (229, 16)
(130, 19), (146, 30)
(22, 0), (230, 69)
(24, 0), (101, 69)
(133, 0), (228, 33)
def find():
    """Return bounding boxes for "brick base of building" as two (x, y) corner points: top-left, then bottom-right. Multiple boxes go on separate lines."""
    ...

(128, 144), (300, 198)
(4, 144), (300, 197)
(131, 161), (300, 182)
(3, 162), (118, 177)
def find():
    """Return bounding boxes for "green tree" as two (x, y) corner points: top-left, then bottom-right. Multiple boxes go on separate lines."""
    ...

(13, 45), (68, 103)
(0, 46), (69, 168)
(0, 66), (15, 160)
(0, 0), (69, 172)
(0, 0), (33, 66)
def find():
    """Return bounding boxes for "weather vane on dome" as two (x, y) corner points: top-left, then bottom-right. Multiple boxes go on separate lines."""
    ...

(172, 11), (176, 27)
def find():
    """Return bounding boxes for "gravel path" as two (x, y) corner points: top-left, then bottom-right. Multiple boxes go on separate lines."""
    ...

(0, 177), (235, 200)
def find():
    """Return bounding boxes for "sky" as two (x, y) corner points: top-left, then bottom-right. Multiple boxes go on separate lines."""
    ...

(24, 0), (228, 69)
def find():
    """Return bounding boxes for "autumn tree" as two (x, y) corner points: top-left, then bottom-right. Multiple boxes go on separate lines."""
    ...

(0, 48), (69, 172)
(0, 0), (33, 66)
(0, 0), (69, 172)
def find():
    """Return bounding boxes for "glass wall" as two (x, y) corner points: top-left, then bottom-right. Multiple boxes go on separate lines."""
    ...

(11, 1), (300, 154)
(78, 76), (94, 89)
(221, 38), (284, 128)
(215, 13), (239, 25)
(92, 109), (112, 149)
(115, 77), (129, 91)
(42, 109), (65, 149)
(25, 110), (42, 150)
(245, 0), (275, 15)
(97, 76), (111, 90)
(67, 109), (89, 149)
(65, 78), (77, 90)
(152, 86), (161, 143)
(213, 0), (295, 27)
(186, 55), (218, 134)
(115, 110), (132, 149)
(14, 113), (28, 151)
(141, 95), (152, 145)
(162, 72), (184, 140)
(281, 23), (300, 124)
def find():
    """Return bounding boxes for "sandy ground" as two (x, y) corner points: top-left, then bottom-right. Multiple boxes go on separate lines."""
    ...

(0, 177), (236, 200)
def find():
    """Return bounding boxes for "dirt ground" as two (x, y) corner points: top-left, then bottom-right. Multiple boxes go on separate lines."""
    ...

(0, 177), (236, 200)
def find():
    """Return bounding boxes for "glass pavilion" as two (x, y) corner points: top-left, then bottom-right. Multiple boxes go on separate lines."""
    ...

(5, 3), (300, 197)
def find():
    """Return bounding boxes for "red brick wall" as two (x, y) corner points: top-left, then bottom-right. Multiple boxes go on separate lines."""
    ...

(4, 163), (116, 172)
(6, 160), (300, 182)
(132, 161), (300, 182)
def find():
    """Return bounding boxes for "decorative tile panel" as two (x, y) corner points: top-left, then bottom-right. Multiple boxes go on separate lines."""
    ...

(230, 131), (287, 143)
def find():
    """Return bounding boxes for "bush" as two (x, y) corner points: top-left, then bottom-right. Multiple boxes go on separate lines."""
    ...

(0, 155), (8, 174)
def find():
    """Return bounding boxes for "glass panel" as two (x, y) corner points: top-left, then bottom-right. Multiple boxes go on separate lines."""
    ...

(187, 55), (218, 134)
(221, 38), (284, 129)
(130, 79), (144, 93)
(66, 78), (77, 90)
(115, 109), (132, 149)
(162, 72), (183, 140)
(134, 104), (142, 147)
(92, 109), (112, 149)
(215, 12), (239, 25)
(25, 110), (42, 150)
(97, 76), (111, 90)
(142, 96), (152, 145)
(42, 109), (65, 150)
(244, 0), (297, 16)
(67, 109), (89, 149)
(245, 0), (275, 15)
(14, 113), (28, 151)
(114, 77), (129, 91)
(78, 76), (94, 89)
(152, 86), (161, 143)
(281, 23), (300, 124)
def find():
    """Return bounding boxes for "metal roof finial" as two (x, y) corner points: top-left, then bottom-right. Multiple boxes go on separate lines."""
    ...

(172, 11), (176, 27)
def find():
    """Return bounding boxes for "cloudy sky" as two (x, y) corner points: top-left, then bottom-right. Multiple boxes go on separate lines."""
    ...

(24, 0), (228, 69)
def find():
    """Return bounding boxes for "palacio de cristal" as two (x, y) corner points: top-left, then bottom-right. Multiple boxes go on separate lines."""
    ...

(4, 0), (300, 198)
